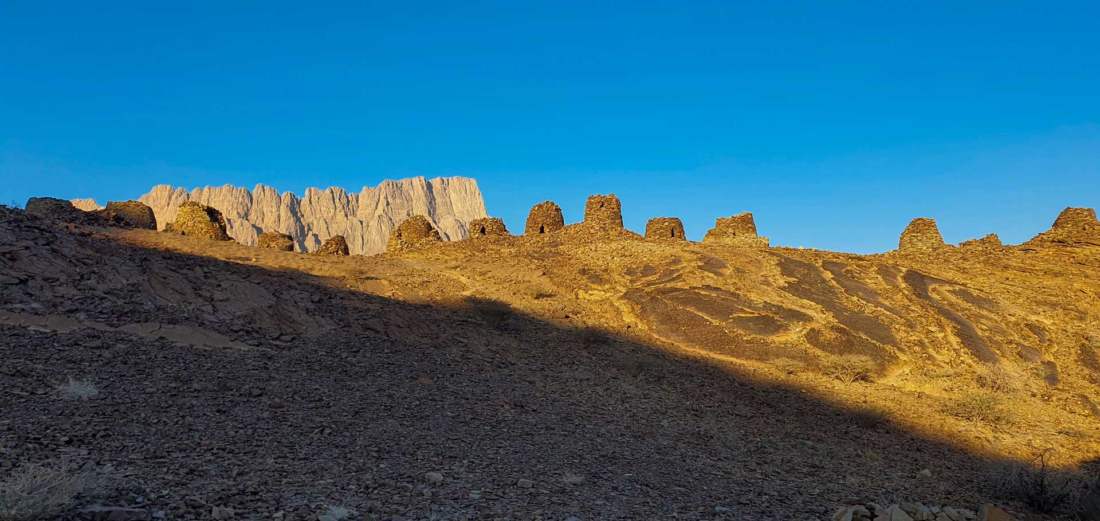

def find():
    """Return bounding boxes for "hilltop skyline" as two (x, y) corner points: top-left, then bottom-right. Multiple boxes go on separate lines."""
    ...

(3, 1), (1099, 252)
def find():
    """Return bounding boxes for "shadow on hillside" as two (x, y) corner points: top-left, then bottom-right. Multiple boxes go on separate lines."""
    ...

(0, 223), (1047, 520)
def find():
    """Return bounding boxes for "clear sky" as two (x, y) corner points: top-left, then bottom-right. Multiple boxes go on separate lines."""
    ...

(2, 1), (1098, 253)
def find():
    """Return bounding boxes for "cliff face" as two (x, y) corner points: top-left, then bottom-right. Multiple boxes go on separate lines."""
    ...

(138, 176), (487, 255)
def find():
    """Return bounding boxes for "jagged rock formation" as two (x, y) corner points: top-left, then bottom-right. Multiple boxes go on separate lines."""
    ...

(167, 202), (230, 241)
(898, 218), (946, 253)
(101, 201), (157, 230)
(959, 233), (1003, 252)
(137, 176), (486, 255)
(258, 232), (294, 251)
(468, 217), (509, 238)
(386, 215), (441, 253)
(703, 213), (769, 247)
(316, 235), (350, 256)
(524, 201), (565, 235)
(582, 194), (623, 230)
(70, 198), (103, 211)
(1025, 207), (1100, 247)
(645, 217), (686, 241)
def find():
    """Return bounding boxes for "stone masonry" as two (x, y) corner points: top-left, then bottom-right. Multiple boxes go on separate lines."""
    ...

(583, 194), (623, 230)
(645, 217), (686, 241)
(703, 213), (769, 247)
(167, 202), (231, 241)
(468, 217), (509, 238)
(386, 215), (442, 253)
(257, 232), (295, 251)
(524, 201), (565, 236)
(898, 218), (946, 253)
(1025, 207), (1100, 247)
(316, 235), (350, 256)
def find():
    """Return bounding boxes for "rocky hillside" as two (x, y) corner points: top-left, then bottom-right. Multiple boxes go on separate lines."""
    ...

(2, 197), (1098, 520)
(121, 176), (487, 255)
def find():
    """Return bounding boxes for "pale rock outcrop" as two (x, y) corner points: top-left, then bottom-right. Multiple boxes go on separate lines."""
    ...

(70, 198), (103, 211)
(138, 176), (486, 255)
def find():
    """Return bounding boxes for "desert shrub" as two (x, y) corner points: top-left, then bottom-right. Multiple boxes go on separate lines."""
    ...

(55, 377), (99, 401)
(0, 462), (102, 521)
(975, 365), (1018, 393)
(993, 451), (1075, 514)
(771, 358), (806, 375)
(942, 393), (1011, 425)
(821, 355), (876, 384)
(319, 505), (355, 521)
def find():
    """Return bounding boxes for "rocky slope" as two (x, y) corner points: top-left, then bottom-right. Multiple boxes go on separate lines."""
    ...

(131, 176), (486, 254)
(1, 200), (1098, 519)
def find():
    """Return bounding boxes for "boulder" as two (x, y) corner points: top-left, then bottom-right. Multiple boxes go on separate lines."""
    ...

(524, 201), (565, 235)
(583, 194), (623, 230)
(167, 202), (230, 241)
(703, 212), (769, 247)
(316, 235), (350, 256)
(386, 215), (442, 253)
(898, 218), (946, 253)
(645, 217), (686, 241)
(100, 200), (157, 230)
(468, 217), (509, 238)
(257, 231), (294, 251)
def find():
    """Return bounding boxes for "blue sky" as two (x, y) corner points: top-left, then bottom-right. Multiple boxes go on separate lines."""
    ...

(2, 1), (1098, 252)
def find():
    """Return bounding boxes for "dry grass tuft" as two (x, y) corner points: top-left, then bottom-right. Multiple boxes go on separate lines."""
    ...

(942, 393), (1011, 425)
(821, 355), (876, 384)
(0, 462), (103, 521)
(975, 364), (1018, 393)
(55, 377), (99, 401)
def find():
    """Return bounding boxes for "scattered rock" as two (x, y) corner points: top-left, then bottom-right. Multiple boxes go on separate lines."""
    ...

(424, 471), (444, 484)
(976, 504), (1014, 521)
(877, 504), (915, 521)
(78, 506), (152, 521)
(524, 201), (565, 235)
(257, 231), (295, 251)
(211, 505), (235, 519)
(958, 233), (1002, 252)
(516, 478), (534, 488)
(644, 217), (686, 241)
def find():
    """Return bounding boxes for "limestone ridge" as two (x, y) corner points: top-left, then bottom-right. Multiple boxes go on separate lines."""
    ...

(137, 176), (487, 255)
